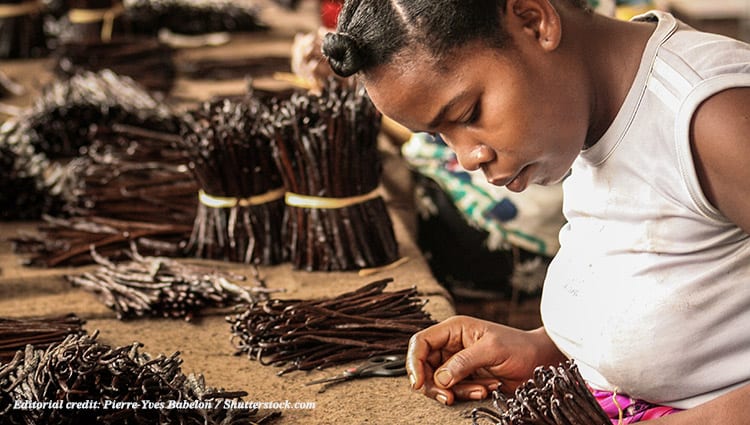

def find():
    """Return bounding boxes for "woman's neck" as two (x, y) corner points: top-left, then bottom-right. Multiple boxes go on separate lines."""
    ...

(567, 11), (657, 148)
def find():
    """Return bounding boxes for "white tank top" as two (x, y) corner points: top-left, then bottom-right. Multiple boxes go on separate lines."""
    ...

(541, 11), (750, 409)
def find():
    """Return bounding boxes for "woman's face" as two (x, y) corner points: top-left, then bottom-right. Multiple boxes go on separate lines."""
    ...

(365, 40), (590, 192)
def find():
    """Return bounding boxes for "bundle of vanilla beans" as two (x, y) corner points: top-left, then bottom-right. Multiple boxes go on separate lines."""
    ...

(264, 81), (399, 271)
(0, 314), (85, 363)
(0, 0), (48, 58)
(54, 37), (176, 93)
(60, 129), (196, 225)
(124, 0), (266, 36)
(180, 96), (286, 265)
(66, 246), (270, 320)
(0, 332), (281, 424)
(471, 361), (610, 425)
(19, 69), (177, 158)
(227, 278), (435, 374)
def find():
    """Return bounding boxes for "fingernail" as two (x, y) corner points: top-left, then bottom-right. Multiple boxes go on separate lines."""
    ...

(469, 390), (484, 400)
(435, 369), (452, 387)
(408, 374), (416, 390)
(436, 394), (448, 405)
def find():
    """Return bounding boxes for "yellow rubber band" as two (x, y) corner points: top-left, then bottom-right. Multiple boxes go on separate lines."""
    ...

(285, 187), (380, 209)
(0, 0), (41, 18)
(198, 187), (286, 209)
(68, 3), (124, 42)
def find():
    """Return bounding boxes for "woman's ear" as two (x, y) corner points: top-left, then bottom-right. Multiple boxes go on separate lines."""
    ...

(505, 0), (562, 51)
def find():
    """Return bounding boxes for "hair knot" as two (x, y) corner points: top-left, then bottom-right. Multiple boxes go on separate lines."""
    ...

(322, 32), (365, 77)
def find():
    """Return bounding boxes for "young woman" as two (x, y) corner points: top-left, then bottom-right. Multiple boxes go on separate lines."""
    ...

(322, 0), (750, 423)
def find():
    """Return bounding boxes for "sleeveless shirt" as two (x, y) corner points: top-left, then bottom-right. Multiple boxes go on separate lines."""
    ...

(541, 11), (750, 409)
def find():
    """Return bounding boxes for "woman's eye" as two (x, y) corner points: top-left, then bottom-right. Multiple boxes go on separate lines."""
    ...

(464, 102), (481, 125)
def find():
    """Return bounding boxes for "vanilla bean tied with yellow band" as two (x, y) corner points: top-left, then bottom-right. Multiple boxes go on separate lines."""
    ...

(199, 188), (286, 209)
(67, 2), (125, 42)
(284, 187), (380, 210)
(268, 80), (399, 272)
(181, 97), (287, 265)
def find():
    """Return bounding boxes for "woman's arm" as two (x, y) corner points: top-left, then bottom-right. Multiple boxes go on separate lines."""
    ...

(644, 384), (750, 425)
(690, 86), (750, 234)
(650, 86), (750, 424)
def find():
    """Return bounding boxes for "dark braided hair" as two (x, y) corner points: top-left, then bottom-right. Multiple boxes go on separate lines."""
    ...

(323, 0), (508, 77)
(322, 0), (589, 78)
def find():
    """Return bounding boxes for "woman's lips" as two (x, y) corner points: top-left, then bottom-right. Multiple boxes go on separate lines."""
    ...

(487, 167), (526, 186)
(487, 165), (529, 192)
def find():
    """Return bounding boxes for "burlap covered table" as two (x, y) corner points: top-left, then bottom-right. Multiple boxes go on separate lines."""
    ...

(0, 1), (493, 423)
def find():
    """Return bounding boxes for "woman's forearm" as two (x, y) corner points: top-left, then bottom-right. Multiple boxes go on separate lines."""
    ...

(644, 384), (750, 425)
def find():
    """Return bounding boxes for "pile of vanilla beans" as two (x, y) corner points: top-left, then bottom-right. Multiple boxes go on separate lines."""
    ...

(471, 361), (610, 425)
(0, 332), (280, 424)
(180, 96), (287, 265)
(20, 69), (177, 159)
(227, 278), (435, 374)
(0, 314), (85, 363)
(10, 215), (191, 267)
(265, 80), (399, 271)
(124, 0), (267, 36)
(66, 246), (268, 320)
(0, 71), (177, 219)
(6, 70), (194, 266)
(9, 135), (195, 266)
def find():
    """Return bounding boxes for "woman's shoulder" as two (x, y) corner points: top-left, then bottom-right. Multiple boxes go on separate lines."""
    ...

(658, 14), (750, 81)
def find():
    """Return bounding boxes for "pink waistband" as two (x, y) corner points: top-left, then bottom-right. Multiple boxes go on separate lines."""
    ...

(592, 389), (681, 424)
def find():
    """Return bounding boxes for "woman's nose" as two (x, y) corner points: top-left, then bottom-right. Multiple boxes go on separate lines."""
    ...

(456, 144), (494, 171)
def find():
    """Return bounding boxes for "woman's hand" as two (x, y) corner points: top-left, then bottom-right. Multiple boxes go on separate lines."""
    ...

(407, 315), (566, 405)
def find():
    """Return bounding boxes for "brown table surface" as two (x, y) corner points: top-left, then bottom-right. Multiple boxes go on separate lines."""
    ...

(0, 1), (492, 423)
